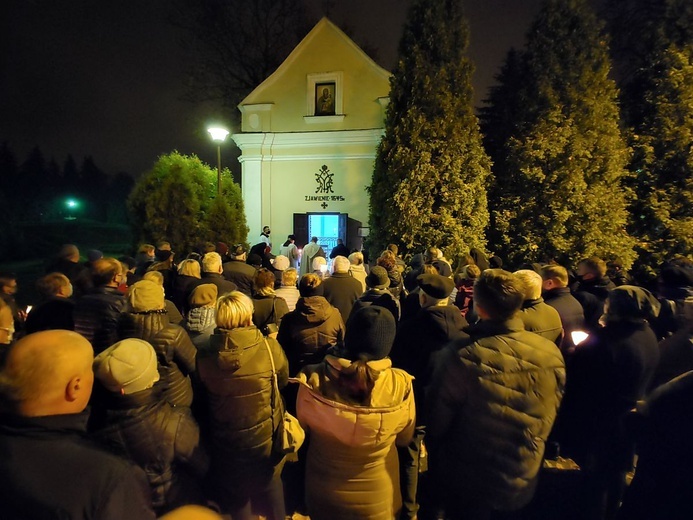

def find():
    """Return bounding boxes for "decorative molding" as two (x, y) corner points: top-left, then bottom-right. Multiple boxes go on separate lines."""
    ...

(303, 115), (346, 124)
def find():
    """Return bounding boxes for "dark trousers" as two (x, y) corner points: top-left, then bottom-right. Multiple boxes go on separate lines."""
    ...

(398, 425), (426, 519)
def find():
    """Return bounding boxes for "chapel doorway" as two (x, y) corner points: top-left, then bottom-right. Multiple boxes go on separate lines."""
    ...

(292, 213), (361, 253)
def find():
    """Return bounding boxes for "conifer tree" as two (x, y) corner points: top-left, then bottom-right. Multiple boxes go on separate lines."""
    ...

(368, 0), (491, 261)
(612, 0), (693, 276)
(128, 151), (248, 253)
(485, 0), (635, 267)
(629, 43), (693, 273)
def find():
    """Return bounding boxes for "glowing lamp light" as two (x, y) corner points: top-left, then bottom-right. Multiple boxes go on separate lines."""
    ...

(66, 199), (78, 208)
(207, 127), (229, 142)
(571, 331), (589, 346)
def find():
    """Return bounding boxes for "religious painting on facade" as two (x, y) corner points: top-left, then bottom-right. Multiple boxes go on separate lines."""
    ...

(314, 83), (336, 115)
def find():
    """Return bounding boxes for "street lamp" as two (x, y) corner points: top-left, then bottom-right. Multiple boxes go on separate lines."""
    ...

(207, 126), (229, 196)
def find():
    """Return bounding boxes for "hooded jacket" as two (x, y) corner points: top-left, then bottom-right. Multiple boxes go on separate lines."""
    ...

(296, 356), (415, 520)
(277, 296), (345, 375)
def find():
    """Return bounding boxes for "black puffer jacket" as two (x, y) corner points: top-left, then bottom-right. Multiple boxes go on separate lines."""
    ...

(73, 287), (127, 354)
(119, 312), (197, 408)
(196, 327), (288, 498)
(277, 296), (345, 375)
(91, 388), (208, 514)
(427, 317), (566, 511)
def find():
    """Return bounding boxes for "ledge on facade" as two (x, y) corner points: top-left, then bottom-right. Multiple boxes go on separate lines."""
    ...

(303, 115), (346, 124)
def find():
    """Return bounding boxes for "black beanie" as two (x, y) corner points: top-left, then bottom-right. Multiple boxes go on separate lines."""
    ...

(345, 306), (396, 361)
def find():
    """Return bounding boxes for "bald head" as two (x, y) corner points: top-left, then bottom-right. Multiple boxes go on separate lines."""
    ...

(0, 330), (94, 417)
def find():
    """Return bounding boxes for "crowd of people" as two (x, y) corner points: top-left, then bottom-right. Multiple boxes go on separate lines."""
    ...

(0, 234), (691, 520)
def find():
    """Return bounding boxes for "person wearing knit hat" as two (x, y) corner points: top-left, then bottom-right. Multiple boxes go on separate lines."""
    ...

(294, 306), (414, 519)
(366, 265), (390, 290)
(91, 338), (209, 514)
(94, 338), (160, 395)
(184, 284), (218, 349)
(350, 266), (401, 324)
(344, 306), (396, 361)
(121, 280), (198, 408)
(128, 279), (165, 313)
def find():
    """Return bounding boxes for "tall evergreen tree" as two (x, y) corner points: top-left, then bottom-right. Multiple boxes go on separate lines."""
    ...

(609, 0), (693, 275)
(368, 0), (491, 261)
(484, 0), (635, 267)
(629, 42), (693, 273)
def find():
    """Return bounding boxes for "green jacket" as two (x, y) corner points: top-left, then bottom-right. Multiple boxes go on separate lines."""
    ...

(427, 316), (566, 511)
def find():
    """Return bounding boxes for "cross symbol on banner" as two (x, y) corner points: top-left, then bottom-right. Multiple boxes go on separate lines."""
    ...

(321, 202), (328, 209)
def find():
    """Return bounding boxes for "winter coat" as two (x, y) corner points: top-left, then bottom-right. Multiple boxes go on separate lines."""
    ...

(574, 277), (615, 332)
(556, 320), (659, 466)
(73, 286), (127, 354)
(543, 287), (586, 348)
(275, 286), (300, 312)
(518, 297), (563, 345)
(427, 317), (566, 511)
(200, 273), (237, 298)
(296, 356), (416, 520)
(617, 371), (693, 520)
(196, 326), (288, 506)
(221, 260), (256, 296)
(91, 388), (208, 514)
(350, 289), (401, 323)
(170, 275), (202, 315)
(24, 297), (74, 333)
(119, 312), (197, 408)
(252, 294), (289, 333)
(348, 263), (367, 293)
(391, 305), (468, 423)
(0, 412), (156, 520)
(329, 243), (350, 259)
(321, 272), (364, 324)
(277, 296), (345, 375)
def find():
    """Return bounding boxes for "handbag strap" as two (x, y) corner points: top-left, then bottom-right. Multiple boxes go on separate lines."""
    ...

(263, 338), (281, 433)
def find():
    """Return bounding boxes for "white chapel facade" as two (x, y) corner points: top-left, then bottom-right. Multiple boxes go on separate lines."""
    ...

(232, 17), (391, 252)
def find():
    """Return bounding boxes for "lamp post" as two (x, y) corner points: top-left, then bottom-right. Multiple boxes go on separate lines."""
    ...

(207, 126), (229, 196)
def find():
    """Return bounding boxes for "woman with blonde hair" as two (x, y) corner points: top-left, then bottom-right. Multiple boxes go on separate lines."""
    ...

(197, 291), (288, 520)
(171, 258), (202, 314)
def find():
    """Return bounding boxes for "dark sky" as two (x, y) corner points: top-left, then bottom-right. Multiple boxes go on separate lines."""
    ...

(1, 0), (543, 178)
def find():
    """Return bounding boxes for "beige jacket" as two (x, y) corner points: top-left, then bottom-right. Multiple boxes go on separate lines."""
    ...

(296, 356), (415, 520)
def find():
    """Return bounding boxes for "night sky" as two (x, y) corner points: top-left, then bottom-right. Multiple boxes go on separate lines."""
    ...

(1, 0), (543, 179)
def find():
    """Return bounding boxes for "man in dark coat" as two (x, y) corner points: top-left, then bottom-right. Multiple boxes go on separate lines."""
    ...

(24, 272), (75, 333)
(390, 273), (468, 520)
(0, 330), (157, 520)
(427, 269), (565, 519)
(321, 256), (363, 324)
(201, 252), (237, 298)
(542, 264), (586, 353)
(222, 245), (257, 296)
(328, 238), (350, 259)
(574, 256), (615, 332)
(350, 266), (401, 323)
(73, 258), (127, 355)
(514, 269), (563, 346)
